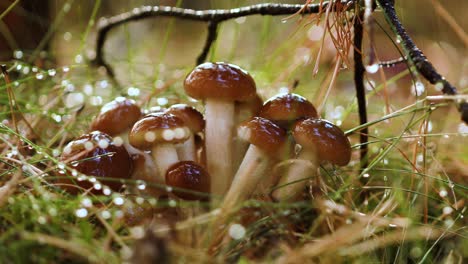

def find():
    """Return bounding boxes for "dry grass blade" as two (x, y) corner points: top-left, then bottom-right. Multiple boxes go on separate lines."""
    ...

(0, 170), (22, 208)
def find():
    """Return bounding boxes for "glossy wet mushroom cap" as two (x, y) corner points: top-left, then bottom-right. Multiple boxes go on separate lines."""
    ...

(184, 62), (256, 102)
(129, 113), (190, 150)
(59, 131), (133, 193)
(90, 97), (142, 136)
(165, 161), (210, 200)
(165, 104), (204, 133)
(237, 117), (287, 156)
(259, 93), (318, 129)
(293, 118), (351, 166)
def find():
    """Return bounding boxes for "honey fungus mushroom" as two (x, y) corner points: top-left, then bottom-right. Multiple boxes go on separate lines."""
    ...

(184, 62), (257, 196)
(272, 118), (351, 201)
(221, 117), (287, 214)
(58, 131), (133, 194)
(90, 97), (142, 155)
(129, 113), (190, 183)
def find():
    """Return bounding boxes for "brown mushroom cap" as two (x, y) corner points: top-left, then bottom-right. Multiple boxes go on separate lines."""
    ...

(184, 62), (257, 102)
(129, 113), (190, 150)
(90, 97), (142, 136)
(237, 117), (288, 156)
(59, 131), (132, 193)
(292, 118), (351, 166)
(259, 93), (318, 128)
(165, 104), (205, 133)
(165, 161), (210, 200)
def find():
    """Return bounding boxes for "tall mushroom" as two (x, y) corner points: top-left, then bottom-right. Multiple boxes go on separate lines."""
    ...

(272, 118), (351, 201)
(184, 62), (257, 196)
(220, 117), (287, 214)
(90, 97), (142, 155)
(58, 131), (133, 194)
(129, 113), (190, 183)
(165, 104), (205, 162)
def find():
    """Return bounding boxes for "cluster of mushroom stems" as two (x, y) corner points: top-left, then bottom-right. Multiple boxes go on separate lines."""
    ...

(59, 62), (352, 225)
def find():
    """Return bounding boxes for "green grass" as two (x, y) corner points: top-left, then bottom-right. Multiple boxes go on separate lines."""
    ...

(0, 0), (467, 263)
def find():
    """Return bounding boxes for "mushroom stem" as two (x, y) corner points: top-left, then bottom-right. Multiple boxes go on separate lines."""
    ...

(271, 148), (318, 201)
(221, 145), (272, 214)
(176, 133), (196, 161)
(152, 143), (179, 183)
(117, 131), (143, 156)
(204, 99), (235, 196)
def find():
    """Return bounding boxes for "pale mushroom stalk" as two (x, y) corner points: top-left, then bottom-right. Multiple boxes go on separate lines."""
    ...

(176, 133), (196, 161)
(205, 99), (235, 196)
(221, 144), (273, 213)
(272, 118), (351, 201)
(271, 147), (319, 201)
(117, 131), (144, 156)
(152, 143), (179, 182)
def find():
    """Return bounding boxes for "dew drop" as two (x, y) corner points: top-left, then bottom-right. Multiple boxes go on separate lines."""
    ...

(103, 187), (112, 196)
(127, 87), (140, 97)
(363, 173), (370, 178)
(168, 199), (177, 207)
(47, 69), (56, 76)
(13, 50), (23, 59)
(37, 216), (47, 224)
(101, 210), (111, 219)
(439, 189), (448, 197)
(228, 224), (246, 240)
(442, 207), (453, 215)
(411, 81), (425, 96)
(98, 139), (109, 149)
(75, 208), (88, 218)
(81, 198), (93, 208)
(113, 196), (125, 206)
(234, 16), (246, 24)
(365, 63), (379, 74)
(137, 181), (146, 190)
(135, 197), (144, 204)
(93, 183), (102, 190)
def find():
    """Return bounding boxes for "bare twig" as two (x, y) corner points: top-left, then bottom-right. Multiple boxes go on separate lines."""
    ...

(92, 1), (355, 79)
(0, 170), (22, 207)
(376, 0), (468, 123)
(353, 8), (369, 169)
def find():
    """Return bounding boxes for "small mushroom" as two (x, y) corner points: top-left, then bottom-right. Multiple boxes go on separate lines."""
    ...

(258, 93), (318, 129)
(90, 97), (142, 155)
(221, 117), (287, 213)
(129, 113), (190, 183)
(58, 131), (133, 194)
(165, 161), (210, 200)
(165, 104), (205, 162)
(184, 62), (257, 196)
(272, 118), (351, 201)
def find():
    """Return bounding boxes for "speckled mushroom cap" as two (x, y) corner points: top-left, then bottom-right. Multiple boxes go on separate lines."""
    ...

(292, 118), (351, 166)
(129, 113), (190, 149)
(59, 131), (132, 193)
(90, 97), (142, 136)
(259, 93), (318, 129)
(165, 104), (205, 133)
(184, 62), (257, 102)
(166, 161), (210, 200)
(237, 117), (288, 156)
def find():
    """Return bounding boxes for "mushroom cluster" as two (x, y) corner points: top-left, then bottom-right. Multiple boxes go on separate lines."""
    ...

(57, 62), (352, 212)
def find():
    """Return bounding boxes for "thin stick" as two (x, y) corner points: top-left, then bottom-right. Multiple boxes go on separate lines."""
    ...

(353, 9), (369, 169)
(376, 0), (468, 123)
(93, 1), (354, 78)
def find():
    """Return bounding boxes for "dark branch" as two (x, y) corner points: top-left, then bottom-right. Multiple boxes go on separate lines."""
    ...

(92, 1), (355, 79)
(197, 21), (219, 65)
(353, 9), (369, 170)
(376, 0), (468, 123)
